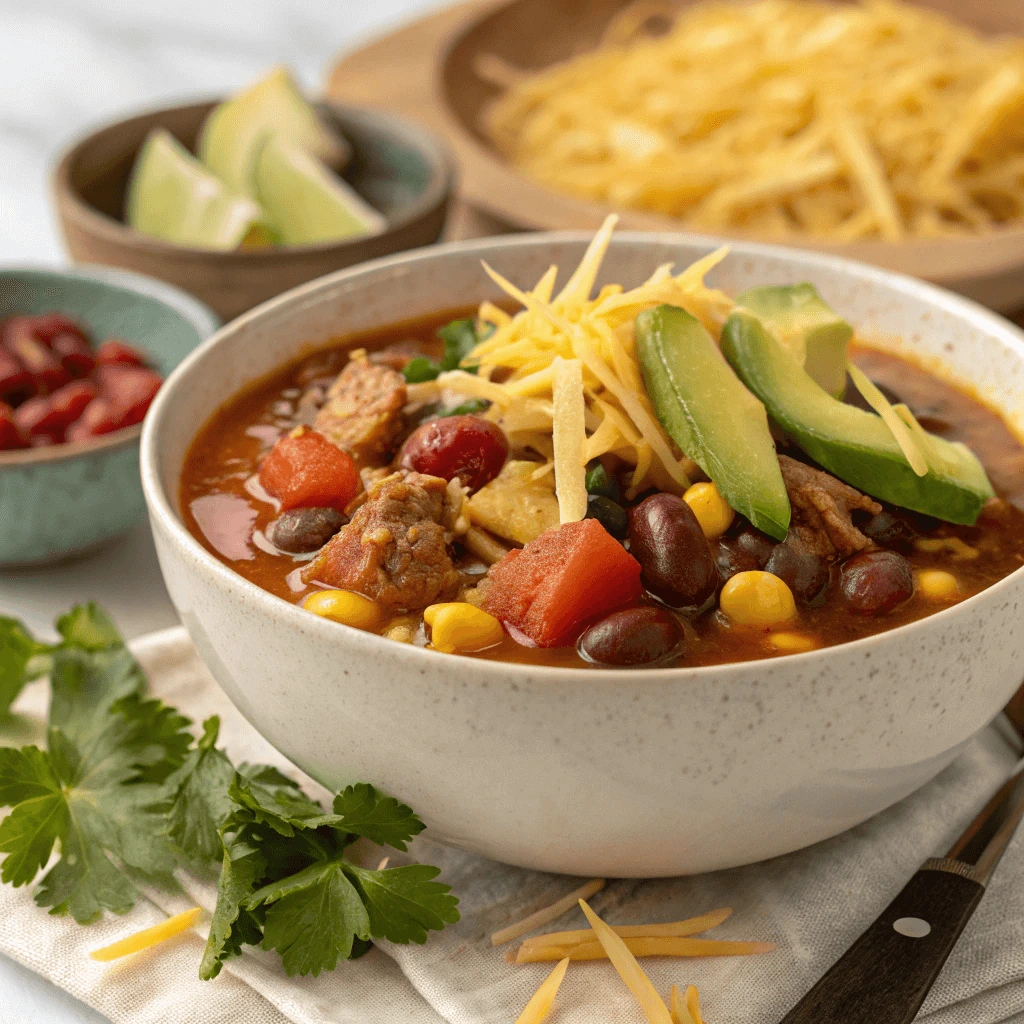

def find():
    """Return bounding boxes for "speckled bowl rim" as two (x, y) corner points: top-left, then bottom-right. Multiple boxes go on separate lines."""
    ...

(141, 229), (1024, 681)
(51, 97), (458, 262)
(0, 262), (219, 467)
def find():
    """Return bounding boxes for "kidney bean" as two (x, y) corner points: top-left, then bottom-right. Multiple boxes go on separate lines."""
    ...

(862, 510), (917, 551)
(96, 364), (163, 428)
(716, 538), (761, 582)
(14, 381), (97, 444)
(764, 542), (831, 605)
(577, 606), (685, 668)
(628, 493), (718, 609)
(399, 415), (508, 492)
(96, 339), (149, 368)
(5, 328), (69, 394)
(66, 397), (118, 442)
(52, 332), (96, 378)
(585, 494), (628, 539)
(840, 550), (915, 615)
(269, 507), (347, 553)
(0, 402), (27, 450)
(0, 349), (33, 405)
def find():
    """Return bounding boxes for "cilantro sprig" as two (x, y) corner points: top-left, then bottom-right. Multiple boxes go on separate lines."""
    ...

(0, 605), (459, 978)
(402, 317), (490, 383)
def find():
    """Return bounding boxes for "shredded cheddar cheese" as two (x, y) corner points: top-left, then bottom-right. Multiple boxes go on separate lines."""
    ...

(486, 0), (1024, 240)
(514, 957), (571, 1024)
(491, 878), (606, 946)
(518, 907), (733, 949)
(89, 907), (202, 962)
(847, 360), (928, 475)
(515, 936), (777, 963)
(441, 216), (735, 507)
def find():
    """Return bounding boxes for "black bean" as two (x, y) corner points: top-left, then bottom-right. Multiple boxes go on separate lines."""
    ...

(585, 494), (629, 539)
(577, 606), (685, 668)
(862, 510), (917, 551)
(269, 507), (347, 553)
(840, 550), (915, 615)
(628, 493), (718, 609)
(764, 542), (831, 605)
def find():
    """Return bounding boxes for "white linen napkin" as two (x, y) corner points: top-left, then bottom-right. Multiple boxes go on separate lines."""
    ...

(0, 626), (1021, 1024)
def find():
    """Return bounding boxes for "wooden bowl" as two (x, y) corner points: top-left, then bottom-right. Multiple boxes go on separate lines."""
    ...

(437, 0), (1024, 311)
(52, 101), (457, 322)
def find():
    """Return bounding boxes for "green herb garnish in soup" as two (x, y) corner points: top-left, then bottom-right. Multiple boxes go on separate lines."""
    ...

(180, 217), (1024, 670)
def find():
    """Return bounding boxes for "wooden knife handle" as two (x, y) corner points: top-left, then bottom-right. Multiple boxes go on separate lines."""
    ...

(779, 859), (984, 1024)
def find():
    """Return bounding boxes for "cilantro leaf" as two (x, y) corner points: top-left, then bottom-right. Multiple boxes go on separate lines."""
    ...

(157, 717), (236, 863)
(55, 604), (122, 651)
(0, 617), (52, 715)
(229, 766), (342, 836)
(438, 318), (480, 373)
(402, 356), (442, 384)
(248, 857), (371, 976)
(331, 784), (425, 850)
(345, 863), (459, 945)
(200, 826), (266, 980)
(0, 746), (66, 886)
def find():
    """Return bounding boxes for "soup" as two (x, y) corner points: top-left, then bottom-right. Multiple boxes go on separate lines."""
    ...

(180, 223), (1024, 669)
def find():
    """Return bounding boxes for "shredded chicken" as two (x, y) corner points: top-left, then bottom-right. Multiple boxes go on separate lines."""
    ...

(778, 454), (881, 558)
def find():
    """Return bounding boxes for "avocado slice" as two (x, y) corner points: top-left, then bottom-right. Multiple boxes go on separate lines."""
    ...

(736, 284), (852, 399)
(637, 304), (790, 540)
(721, 309), (994, 525)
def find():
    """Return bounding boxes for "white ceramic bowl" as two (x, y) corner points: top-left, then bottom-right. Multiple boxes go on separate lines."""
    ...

(141, 233), (1024, 878)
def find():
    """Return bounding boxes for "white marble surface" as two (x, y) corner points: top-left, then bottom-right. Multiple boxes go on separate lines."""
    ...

(0, 1), (450, 1019)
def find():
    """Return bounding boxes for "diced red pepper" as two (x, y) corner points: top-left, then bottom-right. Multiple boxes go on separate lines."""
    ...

(96, 339), (149, 368)
(258, 426), (360, 512)
(483, 518), (643, 647)
(4, 325), (69, 394)
(0, 402), (28, 450)
(0, 349), (33, 404)
(95, 363), (162, 429)
(52, 332), (96, 378)
(66, 397), (118, 442)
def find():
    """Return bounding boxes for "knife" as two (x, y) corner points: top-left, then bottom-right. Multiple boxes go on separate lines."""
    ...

(779, 730), (1024, 1023)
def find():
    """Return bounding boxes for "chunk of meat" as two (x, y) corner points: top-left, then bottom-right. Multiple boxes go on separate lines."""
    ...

(302, 472), (463, 612)
(314, 356), (407, 465)
(778, 454), (881, 558)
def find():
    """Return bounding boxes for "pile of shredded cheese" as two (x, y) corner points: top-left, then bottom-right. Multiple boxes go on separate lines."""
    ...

(485, 0), (1024, 240)
(434, 215), (733, 523)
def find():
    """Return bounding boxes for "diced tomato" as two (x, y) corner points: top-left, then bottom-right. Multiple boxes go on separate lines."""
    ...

(483, 518), (643, 647)
(96, 339), (149, 368)
(0, 402), (27, 450)
(66, 397), (118, 442)
(95, 363), (163, 429)
(14, 381), (97, 444)
(0, 349), (33, 404)
(258, 427), (360, 512)
(4, 325), (69, 394)
(52, 332), (96, 378)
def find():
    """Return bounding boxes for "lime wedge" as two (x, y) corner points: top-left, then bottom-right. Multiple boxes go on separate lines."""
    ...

(254, 137), (387, 245)
(199, 67), (350, 194)
(127, 129), (268, 250)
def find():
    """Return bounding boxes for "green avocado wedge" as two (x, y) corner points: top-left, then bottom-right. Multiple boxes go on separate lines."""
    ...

(637, 304), (791, 540)
(721, 309), (994, 525)
(735, 283), (852, 399)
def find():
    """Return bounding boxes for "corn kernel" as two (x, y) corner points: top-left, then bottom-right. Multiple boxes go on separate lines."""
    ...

(720, 571), (797, 627)
(916, 569), (960, 601)
(303, 589), (381, 631)
(683, 481), (735, 540)
(425, 602), (504, 653)
(768, 631), (817, 653)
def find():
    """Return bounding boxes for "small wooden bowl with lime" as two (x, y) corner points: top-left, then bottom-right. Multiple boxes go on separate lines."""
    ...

(52, 69), (456, 322)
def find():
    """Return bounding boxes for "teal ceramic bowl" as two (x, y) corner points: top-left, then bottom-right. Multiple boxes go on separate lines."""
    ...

(0, 264), (218, 566)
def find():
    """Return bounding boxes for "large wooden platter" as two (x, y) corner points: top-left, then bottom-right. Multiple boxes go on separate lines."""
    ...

(326, 0), (1024, 312)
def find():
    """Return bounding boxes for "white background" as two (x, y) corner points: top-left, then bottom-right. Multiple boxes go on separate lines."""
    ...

(0, 1), (448, 1018)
